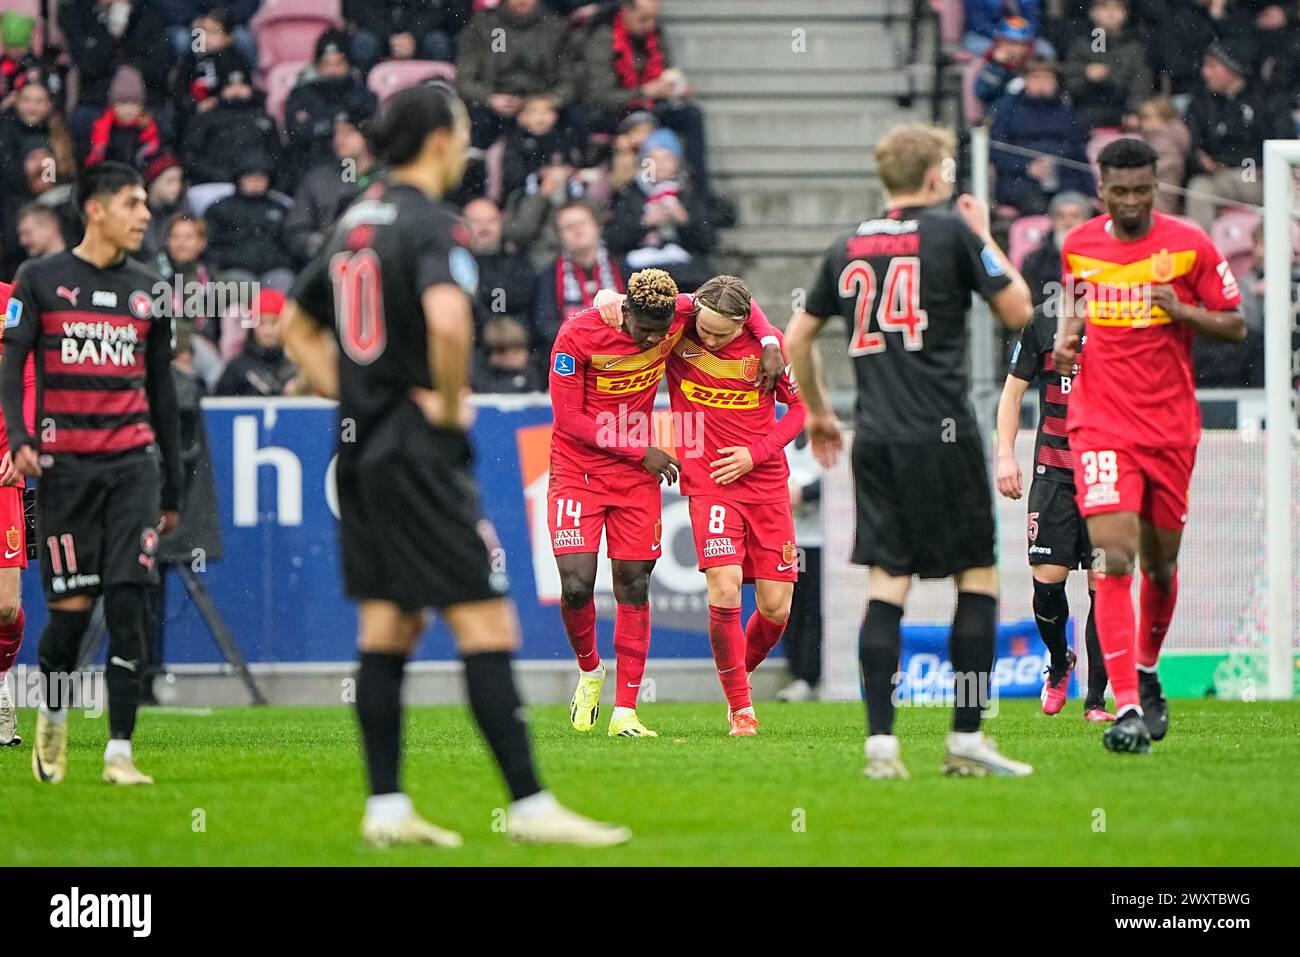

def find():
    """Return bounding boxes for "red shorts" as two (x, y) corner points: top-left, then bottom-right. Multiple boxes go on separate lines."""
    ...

(689, 496), (798, 583)
(0, 485), (25, 569)
(1070, 433), (1196, 530)
(547, 468), (662, 561)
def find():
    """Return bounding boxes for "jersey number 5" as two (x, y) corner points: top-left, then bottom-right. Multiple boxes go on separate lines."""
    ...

(330, 248), (387, 364)
(839, 257), (929, 356)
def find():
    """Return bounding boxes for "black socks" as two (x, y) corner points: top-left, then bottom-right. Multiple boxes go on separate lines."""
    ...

(1032, 578), (1071, 674)
(356, 651), (405, 796)
(859, 599), (904, 736)
(950, 592), (997, 733)
(462, 650), (542, 802)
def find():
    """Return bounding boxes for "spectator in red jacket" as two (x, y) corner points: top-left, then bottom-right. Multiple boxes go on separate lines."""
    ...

(85, 66), (163, 170)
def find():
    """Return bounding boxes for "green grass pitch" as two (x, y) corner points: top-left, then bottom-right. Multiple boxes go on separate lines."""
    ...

(4, 699), (1299, 866)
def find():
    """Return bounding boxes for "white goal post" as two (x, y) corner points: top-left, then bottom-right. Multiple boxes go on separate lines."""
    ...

(1262, 139), (1297, 700)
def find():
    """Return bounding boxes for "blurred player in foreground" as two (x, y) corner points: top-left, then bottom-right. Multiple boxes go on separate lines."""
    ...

(787, 124), (1034, 779)
(996, 297), (1113, 721)
(284, 84), (629, 848)
(3, 162), (182, 786)
(550, 270), (784, 738)
(0, 280), (35, 747)
(1053, 138), (1244, 754)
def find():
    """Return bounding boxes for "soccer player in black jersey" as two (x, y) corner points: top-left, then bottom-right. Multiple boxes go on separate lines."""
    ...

(787, 124), (1035, 779)
(283, 84), (629, 848)
(1, 161), (182, 786)
(996, 298), (1114, 722)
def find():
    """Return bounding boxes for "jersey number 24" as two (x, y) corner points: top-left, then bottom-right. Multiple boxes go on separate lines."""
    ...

(330, 249), (387, 364)
(838, 257), (928, 356)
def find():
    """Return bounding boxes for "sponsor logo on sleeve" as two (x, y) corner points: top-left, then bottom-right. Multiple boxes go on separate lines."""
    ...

(449, 246), (478, 295)
(4, 298), (21, 328)
(553, 352), (576, 376)
(980, 246), (1006, 277)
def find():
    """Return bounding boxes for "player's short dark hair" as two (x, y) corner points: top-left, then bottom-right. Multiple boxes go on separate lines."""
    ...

(363, 83), (461, 167)
(76, 161), (144, 215)
(1097, 137), (1158, 178)
(625, 268), (678, 326)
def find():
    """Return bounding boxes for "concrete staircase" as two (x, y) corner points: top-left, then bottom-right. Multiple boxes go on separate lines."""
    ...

(662, 0), (942, 390)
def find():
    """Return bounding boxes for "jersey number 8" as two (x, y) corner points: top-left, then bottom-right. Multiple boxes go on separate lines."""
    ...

(330, 248), (387, 364)
(839, 257), (929, 356)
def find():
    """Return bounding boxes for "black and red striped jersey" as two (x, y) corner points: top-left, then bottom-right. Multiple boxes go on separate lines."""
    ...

(1009, 302), (1082, 485)
(0, 251), (181, 508)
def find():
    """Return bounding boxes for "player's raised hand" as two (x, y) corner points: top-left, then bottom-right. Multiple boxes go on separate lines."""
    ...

(956, 193), (991, 238)
(11, 444), (40, 479)
(758, 344), (783, 396)
(806, 412), (842, 468)
(710, 446), (754, 485)
(1052, 332), (1079, 375)
(995, 451), (1023, 500)
(593, 290), (626, 329)
(641, 446), (680, 485)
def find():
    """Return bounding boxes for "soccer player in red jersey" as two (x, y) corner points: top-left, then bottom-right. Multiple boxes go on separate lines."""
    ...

(549, 269), (783, 737)
(664, 276), (805, 736)
(1054, 138), (1245, 754)
(0, 280), (35, 746)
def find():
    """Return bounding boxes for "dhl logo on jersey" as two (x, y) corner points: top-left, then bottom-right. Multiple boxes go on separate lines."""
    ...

(596, 365), (665, 394)
(591, 327), (683, 374)
(1067, 248), (1197, 327)
(678, 378), (759, 409)
(672, 337), (759, 383)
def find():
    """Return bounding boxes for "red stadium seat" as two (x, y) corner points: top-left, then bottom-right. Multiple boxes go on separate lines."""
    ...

(264, 60), (309, 129)
(1008, 215), (1051, 270)
(366, 60), (456, 103)
(1210, 209), (1300, 283)
(250, 0), (343, 74)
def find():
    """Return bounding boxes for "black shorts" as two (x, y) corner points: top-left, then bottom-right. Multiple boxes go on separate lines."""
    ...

(36, 447), (162, 602)
(337, 423), (509, 613)
(1027, 478), (1093, 569)
(851, 434), (996, 579)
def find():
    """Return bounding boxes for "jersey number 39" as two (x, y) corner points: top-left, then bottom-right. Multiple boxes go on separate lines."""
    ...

(839, 257), (928, 356)
(330, 249), (387, 364)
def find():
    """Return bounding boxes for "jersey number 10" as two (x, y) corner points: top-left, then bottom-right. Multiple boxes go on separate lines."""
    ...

(838, 256), (929, 356)
(330, 249), (387, 364)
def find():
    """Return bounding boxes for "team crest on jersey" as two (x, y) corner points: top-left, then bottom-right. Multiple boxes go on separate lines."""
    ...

(129, 291), (152, 318)
(5, 526), (18, 552)
(1150, 248), (1175, 283)
(653, 519), (662, 548)
(781, 541), (797, 566)
(741, 355), (759, 383)
(138, 527), (159, 571)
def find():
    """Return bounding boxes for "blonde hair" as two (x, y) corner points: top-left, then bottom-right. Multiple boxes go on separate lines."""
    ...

(626, 268), (678, 322)
(694, 274), (751, 320)
(874, 123), (955, 196)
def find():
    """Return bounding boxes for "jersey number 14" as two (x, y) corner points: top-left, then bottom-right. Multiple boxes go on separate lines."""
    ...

(330, 249), (387, 364)
(838, 257), (928, 356)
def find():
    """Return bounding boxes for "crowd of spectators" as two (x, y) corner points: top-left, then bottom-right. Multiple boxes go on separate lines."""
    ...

(964, 0), (1300, 385)
(0, 0), (725, 395)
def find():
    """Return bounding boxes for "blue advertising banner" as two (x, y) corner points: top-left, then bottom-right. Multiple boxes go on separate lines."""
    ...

(16, 397), (1053, 696)
(17, 397), (734, 665)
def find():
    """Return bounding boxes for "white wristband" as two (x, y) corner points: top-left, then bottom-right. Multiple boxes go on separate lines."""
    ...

(760, 336), (779, 348)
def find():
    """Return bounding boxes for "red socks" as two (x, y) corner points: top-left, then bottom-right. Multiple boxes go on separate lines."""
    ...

(0, 607), (23, 675)
(744, 611), (785, 674)
(708, 605), (750, 712)
(1137, 569), (1178, 670)
(560, 601), (600, 672)
(1093, 573), (1139, 712)
(613, 603), (650, 709)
